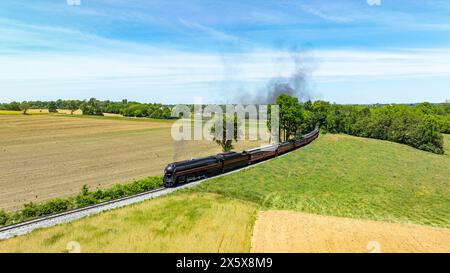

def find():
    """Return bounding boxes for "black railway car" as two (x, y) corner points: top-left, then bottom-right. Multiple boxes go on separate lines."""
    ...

(163, 128), (320, 187)
(293, 136), (306, 148)
(218, 151), (249, 173)
(244, 144), (278, 164)
(277, 140), (295, 154)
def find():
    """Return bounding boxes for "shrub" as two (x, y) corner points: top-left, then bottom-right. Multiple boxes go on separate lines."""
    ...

(0, 210), (11, 226)
(21, 202), (40, 219)
(38, 199), (72, 215)
(74, 194), (98, 208)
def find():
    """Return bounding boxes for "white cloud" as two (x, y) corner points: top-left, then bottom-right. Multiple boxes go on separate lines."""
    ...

(367, 0), (382, 7)
(1, 48), (450, 86)
(298, 4), (354, 23)
(177, 18), (241, 42)
(314, 49), (450, 79)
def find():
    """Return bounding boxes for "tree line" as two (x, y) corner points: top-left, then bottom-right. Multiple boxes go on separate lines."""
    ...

(1, 96), (449, 154)
(0, 98), (174, 119)
(275, 95), (450, 154)
(202, 95), (448, 155)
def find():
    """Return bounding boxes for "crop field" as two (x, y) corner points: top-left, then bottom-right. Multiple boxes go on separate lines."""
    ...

(251, 210), (450, 253)
(56, 109), (83, 115)
(0, 114), (261, 211)
(1, 133), (449, 252)
(26, 109), (49, 114)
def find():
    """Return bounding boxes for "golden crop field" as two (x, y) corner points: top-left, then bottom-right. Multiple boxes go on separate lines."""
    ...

(56, 109), (83, 115)
(0, 193), (257, 253)
(0, 114), (262, 211)
(251, 210), (450, 253)
(26, 109), (49, 114)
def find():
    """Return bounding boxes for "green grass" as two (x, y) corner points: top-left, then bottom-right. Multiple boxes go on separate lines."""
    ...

(0, 110), (22, 115)
(192, 134), (450, 228)
(444, 134), (450, 155)
(0, 193), (257, 253)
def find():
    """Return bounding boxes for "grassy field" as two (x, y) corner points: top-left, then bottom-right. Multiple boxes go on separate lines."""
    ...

(193, 134), (450, 228)
(444, 134), (450, 155)
(0, 114), (261, 211)
(0, 193), (257, 253)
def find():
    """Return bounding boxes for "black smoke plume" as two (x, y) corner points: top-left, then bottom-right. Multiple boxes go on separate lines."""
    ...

(236, 45), (315, 104)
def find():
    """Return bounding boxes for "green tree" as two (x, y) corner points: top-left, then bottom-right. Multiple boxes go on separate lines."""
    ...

(67, 100), (79, 115)
(311, 100), (330, 131)
(20, 101), (30, 115)
(417, 102), (435, 115)
(48, 101), (57, 113)
(210, 114), (242, 152)
(276, 94), (303, 141)
(8, 101), (21, 111)
(415, 115), (444, 154)
(80, 98), (104, 115)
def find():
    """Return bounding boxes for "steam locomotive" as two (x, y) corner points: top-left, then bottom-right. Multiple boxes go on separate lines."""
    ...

(163, 128), (319, 187)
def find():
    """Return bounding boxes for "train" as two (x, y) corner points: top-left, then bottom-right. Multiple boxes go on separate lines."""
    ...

(163, 128), (319, 187)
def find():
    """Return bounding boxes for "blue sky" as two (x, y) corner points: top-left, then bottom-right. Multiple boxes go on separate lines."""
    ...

(1, 0), (450, 104)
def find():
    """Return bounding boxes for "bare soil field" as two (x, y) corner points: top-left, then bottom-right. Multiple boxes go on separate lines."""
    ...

(251, 210), (450, 253)
(0, 115), (261, 211)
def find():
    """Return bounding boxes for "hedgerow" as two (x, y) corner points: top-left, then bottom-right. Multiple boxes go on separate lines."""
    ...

(0, 210), (10, 226)
(0, 176), (163, 227)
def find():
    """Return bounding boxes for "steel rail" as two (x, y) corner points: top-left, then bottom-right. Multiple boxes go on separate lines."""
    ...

(0, 187), (166, 233)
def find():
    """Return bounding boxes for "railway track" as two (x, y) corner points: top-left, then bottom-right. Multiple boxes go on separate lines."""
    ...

(0, 136), (317, 240)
